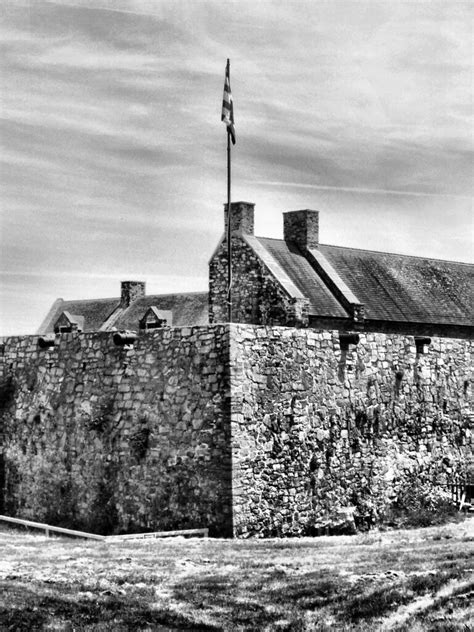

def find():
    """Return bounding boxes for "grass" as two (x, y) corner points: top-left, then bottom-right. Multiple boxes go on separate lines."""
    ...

(0, 517), (473, 631)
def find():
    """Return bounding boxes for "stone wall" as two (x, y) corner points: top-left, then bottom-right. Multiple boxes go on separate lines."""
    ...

(1, 324), (472, 538)
(230, 325), (473, 537)
(0, 327), (233, 536)
(209, 236), (309, 326)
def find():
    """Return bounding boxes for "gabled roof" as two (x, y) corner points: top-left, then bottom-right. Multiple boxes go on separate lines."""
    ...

(54, 311), (85, 332)
(37, 292), (208, 334)
(255, 237), (348, 318)
(38, 298), (119, 334)
(117, 294), (207, 330)
(139, 306), (173, 327)
(319, 244), (473, 326)
(253, 238), (473, 327)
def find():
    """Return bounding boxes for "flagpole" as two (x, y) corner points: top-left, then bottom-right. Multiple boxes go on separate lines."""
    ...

(222, 57), (234, 323)
(227, 127), (232, 323)
(226, 59), (232, 324)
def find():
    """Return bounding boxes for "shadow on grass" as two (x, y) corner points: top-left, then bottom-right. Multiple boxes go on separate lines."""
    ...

(397, 580), (474, 632)
(343, 584), (410, 621)
(340, 570), (466, 624)
(0, 580), (219, 631)
(173, 574), (269, 627)
(173, 568), (472, 629)
(173, 570), (351, 629)
(263, 571), (344, 609)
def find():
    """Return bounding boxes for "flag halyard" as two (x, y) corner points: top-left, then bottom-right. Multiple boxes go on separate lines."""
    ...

(221, 59), (236, 144)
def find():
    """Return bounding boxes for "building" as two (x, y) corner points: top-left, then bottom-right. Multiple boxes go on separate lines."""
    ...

(38, 203), (472, 339)
(1, 203), (472, 536)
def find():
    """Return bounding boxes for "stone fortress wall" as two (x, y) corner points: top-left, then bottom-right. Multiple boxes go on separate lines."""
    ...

(0, 324), (472, 536)
(230, 326), (472, 536)
(0, 327), (233, 536)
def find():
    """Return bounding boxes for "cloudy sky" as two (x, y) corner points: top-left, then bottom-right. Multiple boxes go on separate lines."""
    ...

(0, 0), (472, 335)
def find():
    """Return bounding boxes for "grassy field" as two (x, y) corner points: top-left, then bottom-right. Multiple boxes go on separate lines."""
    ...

(0, 518), (473, 631)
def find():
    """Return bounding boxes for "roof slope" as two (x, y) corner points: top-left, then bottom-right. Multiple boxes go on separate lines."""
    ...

(37, 292), (208, 334)
(114, 292), (208, 330)
(38, 298), (119, 334)
(256, 238), (348, 318)
(318, 244), (473, 326)
(251, 236), (473, 327)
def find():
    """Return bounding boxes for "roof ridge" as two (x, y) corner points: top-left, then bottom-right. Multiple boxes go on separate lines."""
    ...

(319, 243), (474, 266)
(60, 297), (120, 304)
(138, 291), (208, 299)
(256, 236), (473, 266)
(59, 291), (209, 304)
(255, 236), (284, 242)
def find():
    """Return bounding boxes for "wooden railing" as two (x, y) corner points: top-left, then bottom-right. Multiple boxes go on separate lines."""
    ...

(0, 515), (208, 540)
(448, 482), (473, 511)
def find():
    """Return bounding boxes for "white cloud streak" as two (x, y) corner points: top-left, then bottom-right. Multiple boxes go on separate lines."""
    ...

(0, 0), (472, 335)
(249, 181), (473, 200)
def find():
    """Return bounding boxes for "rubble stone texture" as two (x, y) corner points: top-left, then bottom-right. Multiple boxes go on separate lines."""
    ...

(0, 325), (472, 536)
(230, 326), (472, 536)
(209, 236), (309, 326)
(0, 327), (233, 536)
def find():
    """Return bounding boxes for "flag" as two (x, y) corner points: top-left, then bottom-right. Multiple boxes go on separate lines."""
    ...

(221, 59), (236, 144)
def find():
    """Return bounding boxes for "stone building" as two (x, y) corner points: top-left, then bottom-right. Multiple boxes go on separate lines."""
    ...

(38, 202), (472, 340)
(209, 202), (472, 338)
(1, 203), (473, 537)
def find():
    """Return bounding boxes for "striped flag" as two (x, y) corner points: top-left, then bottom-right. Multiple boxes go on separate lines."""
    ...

(221, 59), (236, 144)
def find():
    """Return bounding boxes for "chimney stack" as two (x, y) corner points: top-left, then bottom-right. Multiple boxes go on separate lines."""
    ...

(120, 281), (146, 307)
(224, 201), (255, 235)
(283, 210), (319, 251)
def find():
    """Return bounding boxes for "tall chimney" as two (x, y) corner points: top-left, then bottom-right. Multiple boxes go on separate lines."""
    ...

(224, 201), (255, 235)
(120, 280), (146, 307)
(283, 210), (319, 250)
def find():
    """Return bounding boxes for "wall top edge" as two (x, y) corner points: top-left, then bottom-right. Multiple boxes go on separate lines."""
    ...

(1, 323), (472, 347)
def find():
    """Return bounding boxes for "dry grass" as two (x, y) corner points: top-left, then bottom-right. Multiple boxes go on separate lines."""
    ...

(0, 517), (473, 631)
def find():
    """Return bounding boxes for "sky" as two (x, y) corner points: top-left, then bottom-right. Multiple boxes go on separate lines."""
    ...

(0, 0), (472, 336)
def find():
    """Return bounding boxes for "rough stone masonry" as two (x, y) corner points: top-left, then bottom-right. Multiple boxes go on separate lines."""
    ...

(0, 327), (233, 536)
(0, 324), (472, 536)
(230, 326), (472, 536)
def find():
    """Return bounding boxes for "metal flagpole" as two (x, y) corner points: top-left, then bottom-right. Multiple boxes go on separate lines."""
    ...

(227, 125), (232, 323)
(222, 57), (235, 323)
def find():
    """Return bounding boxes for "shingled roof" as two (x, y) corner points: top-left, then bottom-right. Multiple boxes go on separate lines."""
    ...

(38, 297), (119, 334)
(255, 237), (348, 318)
(250, 237), (473, 328)
(37, 205), (473, 336)
(221, 204), (473, 332)
(115, 293), (208, 330)
(318, 244), (473, 326)
(37, 291), (208, 334)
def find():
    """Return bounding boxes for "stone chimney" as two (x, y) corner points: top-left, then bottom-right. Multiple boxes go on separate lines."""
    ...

(283, 210), (319, 250)
(224, 201), (255, 235)
(120, 280), (146, 307)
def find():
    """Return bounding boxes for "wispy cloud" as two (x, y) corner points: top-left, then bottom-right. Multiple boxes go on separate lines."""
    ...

(44, 0), (160, 19)
(0, 0), (472, 335)
(0, 269), (207, 284)
(249, 181), (473, 200)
